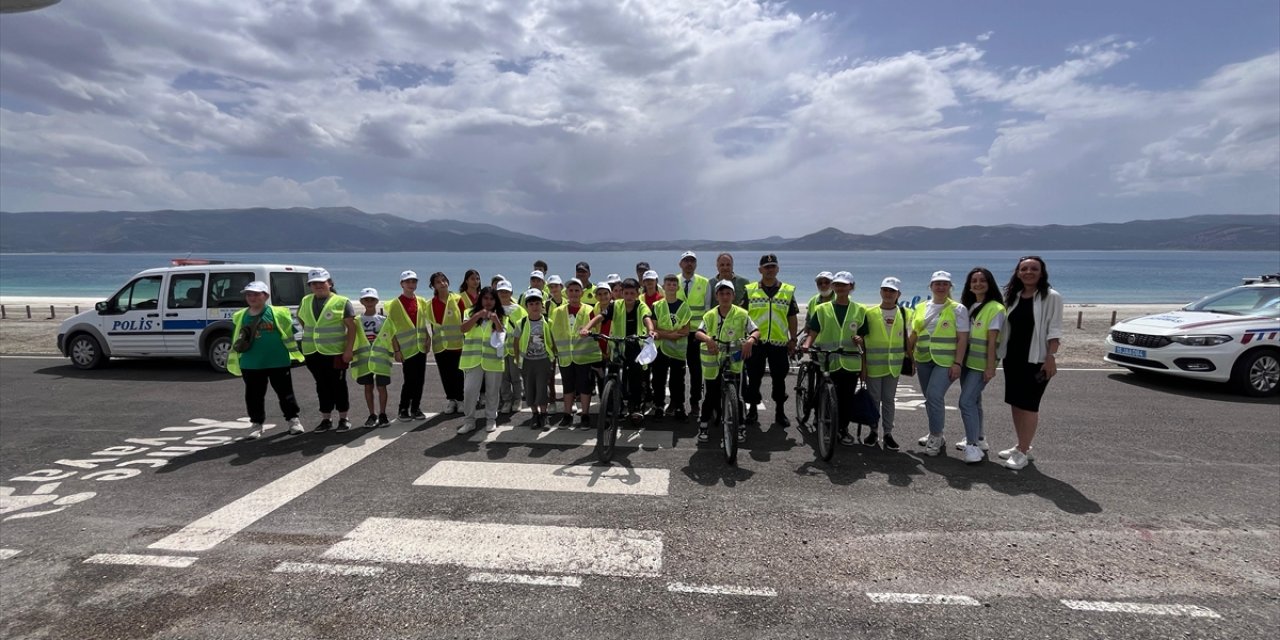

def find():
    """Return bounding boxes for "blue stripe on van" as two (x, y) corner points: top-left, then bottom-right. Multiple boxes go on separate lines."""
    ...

(164, 319), (213, 330)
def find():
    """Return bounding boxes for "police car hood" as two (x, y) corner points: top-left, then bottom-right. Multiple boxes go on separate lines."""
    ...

(1117, 311), (1262, 335)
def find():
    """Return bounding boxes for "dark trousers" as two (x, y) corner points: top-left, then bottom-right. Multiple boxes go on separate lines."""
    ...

(699, 376), (745, 426)
(685, 338), (703, 406)
(242, 367), (300, 424)
(745, 342), (790, 407)
(831, 369), (858, 433)
(619, 344), (645, 411)
(436, 349), (464, 401)
(304, 352), (350, 414)
(650, 351), (686, 410)
(399, 352), (427, 412)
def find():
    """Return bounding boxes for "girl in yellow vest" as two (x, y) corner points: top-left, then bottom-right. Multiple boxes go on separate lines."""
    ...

(459, 269), (481, 308)
(385, 270), (430, 421)
(227, 280), (304, 439)
(908, 271), (970, 457)
(859, 276), (910, 452)
(955, 268), (1007, 464)
(457, 287), (507, 434)
(298, 269), (359, 433)
(428, 272), (465, 414)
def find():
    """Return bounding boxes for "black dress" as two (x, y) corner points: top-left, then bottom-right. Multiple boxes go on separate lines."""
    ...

(1002, 296), (1050, 411)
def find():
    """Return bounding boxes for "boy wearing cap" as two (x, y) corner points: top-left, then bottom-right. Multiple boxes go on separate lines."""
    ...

(677, 251), (710, 417)
(511, 289), (555, 429)
(635, 261), (651, 282)
(860, 276), (910, 451)
(496, 281), (527, 414)
(550, 279), (601, 428)
(806, 271), (836, 318)
(641, 270), (663, 307)
(580, 278), (657, 421)
(743, 253), (800, 427)
(651, 274), (692, 420)
(298, 269), (359, 433)
(354, 288), (393, 428)
(521, 270), (547, 306)
(694, 280), (760, 444)
(800, 271), (869, 446)
(909, 270), (970, 457)
(385, 271), (431, 422)
(575, 262), (597, 306)
(228, 281), (305, 439)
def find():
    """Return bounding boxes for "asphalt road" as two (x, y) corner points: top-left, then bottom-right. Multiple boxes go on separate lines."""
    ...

(1, 355), (1277, 639)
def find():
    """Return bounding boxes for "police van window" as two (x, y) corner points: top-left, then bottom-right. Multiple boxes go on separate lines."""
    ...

(269, 272), (307, 306)
(110, 276), (163, 312)
(207, 272), (255, 308)
(167, 274), (206, 309)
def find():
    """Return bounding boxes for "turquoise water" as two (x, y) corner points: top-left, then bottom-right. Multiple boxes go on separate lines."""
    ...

(1, 250), (1277, 304)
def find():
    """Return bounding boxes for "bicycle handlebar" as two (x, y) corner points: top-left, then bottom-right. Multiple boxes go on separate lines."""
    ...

(586, 332), (646, 344)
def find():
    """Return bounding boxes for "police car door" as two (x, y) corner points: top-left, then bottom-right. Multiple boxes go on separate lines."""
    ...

(101, 274), (167, 354)
(162, 272), (207, 355)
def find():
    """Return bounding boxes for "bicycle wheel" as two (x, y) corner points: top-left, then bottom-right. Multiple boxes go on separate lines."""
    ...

(794, 363), (812, 426)
(596, 379), (621, 464)
(816, 381), (839, 461)
(722, 380), (740, 465)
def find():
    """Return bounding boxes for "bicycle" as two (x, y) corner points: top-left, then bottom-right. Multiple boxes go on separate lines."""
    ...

(586, 332), (646, 464)
(793, 353), (819, 427)
(795, 346), (855, 461)
(707, 339), (746, 465)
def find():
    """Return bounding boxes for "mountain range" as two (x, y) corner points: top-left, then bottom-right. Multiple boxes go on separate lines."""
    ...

(0, 208), (1276, 252)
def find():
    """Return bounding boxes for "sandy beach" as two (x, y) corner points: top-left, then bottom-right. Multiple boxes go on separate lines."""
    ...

(0, 297), (1178, 366)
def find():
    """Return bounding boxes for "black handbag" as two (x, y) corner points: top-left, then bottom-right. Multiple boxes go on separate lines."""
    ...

(851, 382), (881, 426)
(898, 305), (915, 376)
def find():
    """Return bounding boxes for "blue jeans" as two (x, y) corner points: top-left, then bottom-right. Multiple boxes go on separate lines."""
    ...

(958, 368), (987, 444)
(916, 360), (954, 436)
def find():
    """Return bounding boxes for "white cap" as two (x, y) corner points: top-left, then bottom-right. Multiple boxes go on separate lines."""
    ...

(715, 279), (735, 292)
(547, 275), (564, 285)
(399, 270), (418, 282)
(530, 270), (545, 280)
(496, 280), (514, 292)
(242, 281), (269, 294)
(606, 273), (622, 284)
(307, 268), (331, 283)
(595, 281), (611, 291)
(815, 271), (834, 281)
(880, 277), (901, 291)
(642, 270), (659, 281)
(566, 277), (582, 288)
(493, 273), (507, 283)
(523, 288), (544, 301)
(831, 271), (853, 285)
(359, 287), (379, 300)
(930, 270), (952, 283)
(680, 250), (697, 261)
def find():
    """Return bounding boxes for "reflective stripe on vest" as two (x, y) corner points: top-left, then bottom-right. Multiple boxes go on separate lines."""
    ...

(699, 306), (749, 380)
(745, 281), (795, 345)
(813, 301), (865, 372)
(298, 294), (350, 355)
(386, 296), (429, 359)
(964, 301), (1006, 371)
(428, 293), (464, 352)
(677, 274), (709, 318)
(459, 320), (506, 372)
(652, 298), (692, 360)
(550, 303), (602, 365)
(912, 300), (960, 366)
(226, 306), (304, 376)
(350, 321), (393, 379)
(863, 303), (907, 377)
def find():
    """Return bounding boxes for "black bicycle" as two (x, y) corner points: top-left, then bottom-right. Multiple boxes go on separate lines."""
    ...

(795, 346), (854, 461)
(587, 332), (645, 464)
(708, 339), (746, 465)
(793, 353), (820, 427)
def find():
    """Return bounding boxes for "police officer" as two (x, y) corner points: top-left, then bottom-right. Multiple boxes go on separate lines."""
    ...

(743, 253), (799, 427)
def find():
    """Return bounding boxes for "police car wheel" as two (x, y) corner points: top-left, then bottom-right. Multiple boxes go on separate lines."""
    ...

(1234, 348), (1280, 397)
(208, 334), (231, 373)
(68, 334), (105, 370)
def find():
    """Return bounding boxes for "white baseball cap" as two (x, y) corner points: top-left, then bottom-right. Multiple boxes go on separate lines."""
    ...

(642, 270), (659, 281)
(680, 250), (697, 261)
(547, 275), (564, 285)
(930, 270), (953, 283)
(359, 287), (379, 300)
(831, 271), (854, 285)
(606, 273), (622, 284)
(815, 271), (834, 281)
(566, 278), (582, 288)
(530, 270), (545, 280)
(523, 288), (544, 301)
(241, 281), (269, 294)
(496, 280), (514, 292)
(493, 273), (507, 283)
(307, 268), (331, 283)
(399, 270), (418, 282)
(595, 281), (611, 291)
(880, 277), (902, 291)
(715, 279), (735, 291)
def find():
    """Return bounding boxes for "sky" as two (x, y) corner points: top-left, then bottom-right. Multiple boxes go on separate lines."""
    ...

(0, 0), (1277, 240)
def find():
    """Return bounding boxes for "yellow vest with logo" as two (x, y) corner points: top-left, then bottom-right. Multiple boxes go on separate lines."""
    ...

(549, 303), (602, 365)
(349, 321), (390, 379)
(812, 301), (865, 372)
(652, 297), (692, 359)
(384, 295), (430, 359)
(745, 281), (796, 344)
(677, 274), (710, 319)
(513, 316), (555, 366)
(459, 315), (506, 372)
(863, 303), (909, 378)
(503, 304), (527, 357)
(298, 294), (350, 355)
(965, 301), (1006, 371)
(699, 306), (750, 380)
(227, 306), (304, 376)
(427, 293), (464, 353)
(912, 299), (961, 366)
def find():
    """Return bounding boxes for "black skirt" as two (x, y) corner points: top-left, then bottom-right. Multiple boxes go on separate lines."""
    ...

(1003, 359), (1049, 412)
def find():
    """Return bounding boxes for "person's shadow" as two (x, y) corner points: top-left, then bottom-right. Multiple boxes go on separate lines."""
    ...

(917, 454), (1102, 515)
(680, 446), (756, 487)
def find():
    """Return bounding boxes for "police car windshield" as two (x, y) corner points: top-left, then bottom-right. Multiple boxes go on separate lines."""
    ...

(1185, 287), (1280, 318)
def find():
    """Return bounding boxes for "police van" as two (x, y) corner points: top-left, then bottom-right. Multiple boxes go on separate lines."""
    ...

(57, 261), (317, 373)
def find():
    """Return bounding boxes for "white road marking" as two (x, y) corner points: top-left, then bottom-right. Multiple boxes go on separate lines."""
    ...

(272, 561), (384, 576)
(323, 517), (663, 578)
(468, 424), (674, 449)
(148, 419), (429, 553)
(84, 553), (198, 568)
(866, 592), (982, 606)
(1060, 600), (1221, 618)
(415, 461), (670, 496)
(0, 355), (66, 360)
(0, 548), (22, 560)
(667, 582), (777, 597)
(467, 572), (583, 587)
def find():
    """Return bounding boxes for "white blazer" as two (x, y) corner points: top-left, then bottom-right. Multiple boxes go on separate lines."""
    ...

(997, 288), (1063, 364)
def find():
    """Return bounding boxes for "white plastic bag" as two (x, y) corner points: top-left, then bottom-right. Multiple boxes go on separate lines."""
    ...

(490, 330), (507, 349)
(636, 337), (658, 366)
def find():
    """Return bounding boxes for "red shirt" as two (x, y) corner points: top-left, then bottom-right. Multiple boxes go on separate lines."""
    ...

(399, 294), (418, 325)
(644, 291), (663, 307)
(431, 296), (447, 324)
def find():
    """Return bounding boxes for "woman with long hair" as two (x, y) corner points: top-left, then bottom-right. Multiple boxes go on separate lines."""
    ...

(955, 267), (1006, 464)
(457, 287), (507, 434)
(427, 271), (465, 414)
(996, 256), (1063, 470)
(458, 269), (481, 307)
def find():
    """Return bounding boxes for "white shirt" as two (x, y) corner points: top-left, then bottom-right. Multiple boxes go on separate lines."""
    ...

(997, 289), (1064, 364)
(922, 300), (970, 333)
(969, 301), (1006, 333)
(360, 312), (386, 341)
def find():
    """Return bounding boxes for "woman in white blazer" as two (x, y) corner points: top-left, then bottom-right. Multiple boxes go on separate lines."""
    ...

(995, 256), (1063, 470)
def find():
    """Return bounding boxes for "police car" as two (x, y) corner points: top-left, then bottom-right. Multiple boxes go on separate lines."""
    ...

(1104, 275), (1280, 396)
(57, 261), (316, 373)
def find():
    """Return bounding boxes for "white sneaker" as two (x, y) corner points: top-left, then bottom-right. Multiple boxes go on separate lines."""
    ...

(1004, 449), (1030, 469)
(955, 437), (988, 451)
(287, 418), (304, 434)
(997, 446), (1034, 461)
(444, 400), (457, 414)
(917, 434), (930, 446)
(485, 422), (498, 433)
(963, 444), (984, 464)
(457, 422), (477, 435)
(247, 423), (264, 439)
(923, 434), (944, 456)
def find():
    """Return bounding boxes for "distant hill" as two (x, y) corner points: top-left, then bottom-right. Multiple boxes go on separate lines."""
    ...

(0, 208), (1275, 252)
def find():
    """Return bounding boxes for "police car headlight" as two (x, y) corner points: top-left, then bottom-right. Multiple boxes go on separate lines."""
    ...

(1167, 334), (1233, 346)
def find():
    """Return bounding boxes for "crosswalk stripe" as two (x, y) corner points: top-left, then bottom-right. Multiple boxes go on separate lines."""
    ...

(0, 549), (22, 560)
(867, 592), (981, 606)
(1060, 600), (1221, 618)
(667, 582), (777, 597)
(467, 572), (583, 587)
(414, 461), (670, 496)
(272, 561), (384, 576)
(84, 553), (198, 568)
(323, 517), (663, 578)
(467, 424), (675, 449)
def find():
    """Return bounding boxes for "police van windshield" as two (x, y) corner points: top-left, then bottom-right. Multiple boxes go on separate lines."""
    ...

(1185, 287), (1280, 318)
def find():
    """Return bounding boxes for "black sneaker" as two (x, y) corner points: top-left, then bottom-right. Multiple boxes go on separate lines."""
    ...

(689, 401), (699, 417)
(377, 413), (391, 428)
(411, 408), (427, 421)
(736, 428), (747, 444)
(882, 433), (900, 451)
(652, 406), (665, 419)
(336, 418), (354, 432)
(398, 409), (412, 422)
(862, 431), (879, 447)
(775, 410), (790, 427)
(314, 418), (334, 432)
(363, 415), (378, 429)
(697, 425), (710, 443)
(557, 413), (573, 427)
(534, 413), (545, 430)
(579, 413), (592, 427)
(745, 405), (759, 424)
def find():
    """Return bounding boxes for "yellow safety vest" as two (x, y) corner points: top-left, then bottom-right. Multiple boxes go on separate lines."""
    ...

(863, 303), (909, 378)
(549, 303), (602, 365)
(503, 304), (527, 357)
(677, 274), (710, 319)
(227, 306), (304, 376)
(652, 297), (692, 359)
(459, 315), (506, 372)
(812, 301), (865, 372)
(427, 293), (464, 353)
(512, 316), (555, 366)
(912, 299), (961, 366)
(965, 301), (1006, 371)
(349, 322), (391, 379)
(699, 306), (750, 380)
(744, 281), (796, 345)
(298, 294), (351, 355)
(384, 295), (430, 359)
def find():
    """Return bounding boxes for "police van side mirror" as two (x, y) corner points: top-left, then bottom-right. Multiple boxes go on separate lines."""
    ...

(95, 301), (109, 314)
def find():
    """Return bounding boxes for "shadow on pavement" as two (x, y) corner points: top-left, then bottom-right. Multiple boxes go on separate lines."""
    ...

(680, 446), (756, 487)
(154, 426), (374, 474)
(1106, 371), (1278, 405)
(34, 359), (228, 383)
(917, 453), (1103, 515)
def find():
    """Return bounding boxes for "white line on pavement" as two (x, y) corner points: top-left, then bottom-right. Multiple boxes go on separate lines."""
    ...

(667, 582), (778, 597)
(272, 561), (385, 576)
(323, 517), (663, 578)
(468, 424), (674, 449)
(866, 592), (982, 606)
(0, 355), (66, 360)
(467, 572), (583, 587)
(1060, 600), (1221, 618)
(0, 548), (22, 560)
(414, 460), (670, 496)
(84, 553), (199, 568)
(148, 418), (430, 553)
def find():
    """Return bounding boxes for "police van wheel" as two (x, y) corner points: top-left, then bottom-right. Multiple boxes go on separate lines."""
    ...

(208, 334), (231, 373)
(68, 334), (105, 370)
(1233, 348), (1279, 397)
